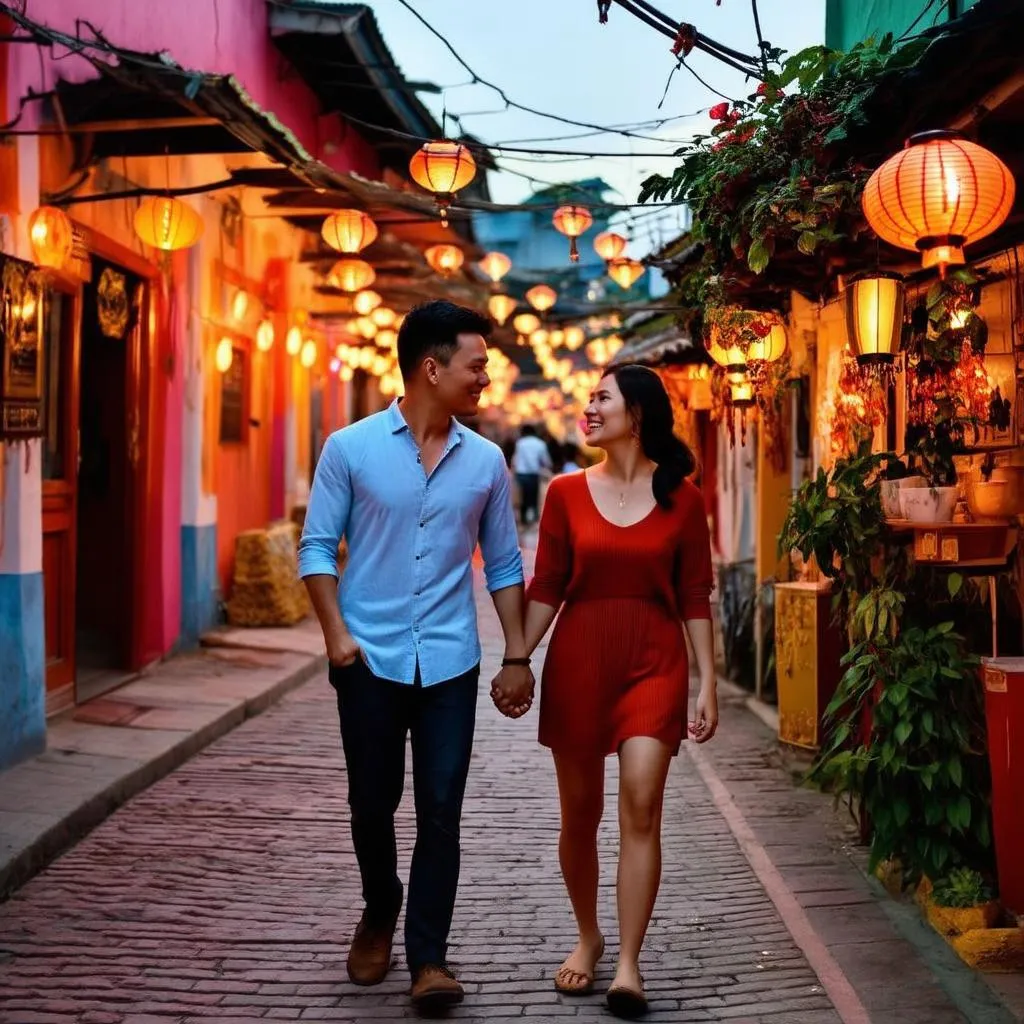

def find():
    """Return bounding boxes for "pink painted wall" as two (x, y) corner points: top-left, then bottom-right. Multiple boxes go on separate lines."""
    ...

(9, 0), (381, 180)
(162, 258), (187, 651)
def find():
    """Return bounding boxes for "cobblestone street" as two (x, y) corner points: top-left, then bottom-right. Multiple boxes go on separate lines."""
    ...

(0, 568), (1017, 1024)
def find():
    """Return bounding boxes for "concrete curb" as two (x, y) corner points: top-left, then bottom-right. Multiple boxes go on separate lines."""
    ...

(0, 653), (325, 900)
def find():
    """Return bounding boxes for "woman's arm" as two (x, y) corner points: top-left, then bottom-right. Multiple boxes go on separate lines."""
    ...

(677, 488), (718, 742)
(523, 481), (573, 655)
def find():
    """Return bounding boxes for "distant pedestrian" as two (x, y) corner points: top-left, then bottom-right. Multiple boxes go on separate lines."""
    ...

(512, 423), (552, 526)
(558, 441), (584, 474)
(299, 300), (535, 1015)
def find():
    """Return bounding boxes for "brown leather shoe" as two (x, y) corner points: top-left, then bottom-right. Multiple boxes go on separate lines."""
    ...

(346, 911), (398, 986)
(410, 964), (465, 1013)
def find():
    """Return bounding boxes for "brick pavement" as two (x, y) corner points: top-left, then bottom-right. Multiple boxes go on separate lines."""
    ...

(0, 557), (1015, 1024)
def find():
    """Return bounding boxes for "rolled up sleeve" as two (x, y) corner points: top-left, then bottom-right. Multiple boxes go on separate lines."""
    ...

(298, 433), (351, 579)
(479, 454), (524, 592)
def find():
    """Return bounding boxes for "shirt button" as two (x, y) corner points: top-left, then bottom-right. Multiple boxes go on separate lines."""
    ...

(416, 554), (421, 560)
(419, 522), (425, 528)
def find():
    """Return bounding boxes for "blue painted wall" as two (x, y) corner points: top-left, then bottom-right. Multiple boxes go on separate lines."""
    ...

(0, 572), (46, 770)
(180, 523), (219, 646)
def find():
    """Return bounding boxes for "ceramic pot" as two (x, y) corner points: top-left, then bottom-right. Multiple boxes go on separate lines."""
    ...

(900, 486), (958, 523)
(967, 480), (1014, 523)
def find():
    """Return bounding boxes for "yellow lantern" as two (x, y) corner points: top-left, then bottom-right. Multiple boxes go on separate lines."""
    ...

(526, 284), (557, 312)
(376, 328), (398, 350)
(607, 257), (645, 290)
(353, 316), (378, 340)
(746, 321), (788, 364)
(425, 243), (464, 276)
(353, 289), (383, 315)
(329, 258), (375, 292)
(340, 365), (355, 382)
(488, 293), (517, 325)
(134, 196), (203, 251)
(409, 141), (477, 226)
(844, 273), (906, 368)
(730, 376), (755, 407)
(552, 204), (594, 262)
(593, 230), (627, 263)
(549, 329), (565, 348)
(231, 289), (249, 323)
(564, 325), (585, 350)
(214, 336), (234, 374)
(28, 206), (74, 270)
(479, 251), (512, 283)
(513, 313), (541, 335)
(862, 131), (1015, 274)
(530, 328), (550, 347)
(300, 338), (317, 369)
(321, 209), (378, 254)
(256, 319), (275, 352)
(705, 323), (747, 372)
(371, 306), (397, 328)
(286, 326), (303, 356)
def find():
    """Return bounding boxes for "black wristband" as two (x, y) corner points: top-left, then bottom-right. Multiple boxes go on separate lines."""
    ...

(502, 657), (531, 666)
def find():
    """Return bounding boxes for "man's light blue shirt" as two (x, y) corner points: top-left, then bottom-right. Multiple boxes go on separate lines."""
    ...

(297, 400), (524, 686)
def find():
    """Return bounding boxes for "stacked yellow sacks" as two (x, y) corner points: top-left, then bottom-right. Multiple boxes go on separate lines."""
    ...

(226, 520), (312, 627)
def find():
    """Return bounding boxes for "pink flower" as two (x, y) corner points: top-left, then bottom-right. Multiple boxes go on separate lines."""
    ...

(710, 102), (730, 121)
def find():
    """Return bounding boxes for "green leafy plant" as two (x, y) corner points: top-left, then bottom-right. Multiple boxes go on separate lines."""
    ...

(932, 867), (994, 908)
(639, 35), (930, 304)
(814, 621), (992, 881)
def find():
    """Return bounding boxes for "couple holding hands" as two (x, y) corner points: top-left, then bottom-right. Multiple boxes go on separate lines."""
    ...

(299, 300), (717, 1019)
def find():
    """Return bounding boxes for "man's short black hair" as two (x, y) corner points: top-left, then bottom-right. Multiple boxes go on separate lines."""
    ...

(520, 424), (537, 437)
(397, 300), (492, 380)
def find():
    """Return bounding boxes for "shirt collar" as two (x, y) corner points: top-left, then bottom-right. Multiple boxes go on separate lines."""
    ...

(387, 398), (465, 443)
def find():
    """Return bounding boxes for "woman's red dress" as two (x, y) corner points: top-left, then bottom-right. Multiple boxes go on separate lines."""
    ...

(526, 471), (714, 756)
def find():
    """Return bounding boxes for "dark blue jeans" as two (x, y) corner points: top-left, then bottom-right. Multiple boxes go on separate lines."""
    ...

(329, 659), (479, 974)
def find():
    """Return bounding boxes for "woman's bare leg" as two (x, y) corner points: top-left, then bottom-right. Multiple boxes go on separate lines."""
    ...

(552, 750), (606, 985)
(612, 736), (673, 993)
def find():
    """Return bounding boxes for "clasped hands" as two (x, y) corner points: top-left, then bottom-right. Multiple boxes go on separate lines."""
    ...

(490, 662), (535, 719)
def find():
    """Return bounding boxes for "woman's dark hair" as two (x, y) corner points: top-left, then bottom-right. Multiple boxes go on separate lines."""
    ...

(606, 363), (695, 508)
(397, 300), (492, 379)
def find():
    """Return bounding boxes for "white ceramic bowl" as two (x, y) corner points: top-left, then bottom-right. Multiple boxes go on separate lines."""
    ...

(899, 486), (958, 524)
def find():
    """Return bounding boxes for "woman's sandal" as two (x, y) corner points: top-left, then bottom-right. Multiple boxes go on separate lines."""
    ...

(606, 976), (649, 1019)
(553, 937), (606, 996)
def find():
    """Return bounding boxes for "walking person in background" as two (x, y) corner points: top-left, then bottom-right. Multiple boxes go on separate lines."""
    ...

(516, 364), (717, 1019)
(512, 423), (552, 527)
(299, 300), (535, 1015)
(558, 441), (584, 475)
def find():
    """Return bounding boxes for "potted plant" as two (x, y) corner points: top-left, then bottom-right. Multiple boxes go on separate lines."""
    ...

(922, 869), (1000, 937)
(902, 414), (961, 523)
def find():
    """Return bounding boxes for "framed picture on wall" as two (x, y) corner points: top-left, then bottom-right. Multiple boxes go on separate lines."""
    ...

(0, 256), (46, 438)
(975, 352), (1015, 448)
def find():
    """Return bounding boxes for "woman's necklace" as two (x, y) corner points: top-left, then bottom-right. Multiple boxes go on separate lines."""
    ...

(619, 490), (626, 509)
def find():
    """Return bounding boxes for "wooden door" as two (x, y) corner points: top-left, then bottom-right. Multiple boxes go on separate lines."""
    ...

(41, 285), (80, 714)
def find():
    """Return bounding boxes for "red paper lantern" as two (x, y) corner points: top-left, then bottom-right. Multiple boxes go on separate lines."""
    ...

(425, 244), (465, 276)
(863, 131), (1015, 275)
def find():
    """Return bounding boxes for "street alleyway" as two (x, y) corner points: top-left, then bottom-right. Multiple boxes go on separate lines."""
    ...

(0, 562), (1018, 1024)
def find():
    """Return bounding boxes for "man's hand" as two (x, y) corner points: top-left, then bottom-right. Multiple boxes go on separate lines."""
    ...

(490, 664), (535, 719)
(688, 683), (719, 743)
(326, 628), (362, 668)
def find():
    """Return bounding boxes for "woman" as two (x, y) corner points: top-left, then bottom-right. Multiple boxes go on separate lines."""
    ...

(522, 364), (717, 1018)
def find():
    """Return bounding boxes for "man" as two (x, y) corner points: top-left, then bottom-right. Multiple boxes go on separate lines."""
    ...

(512, 423), (552, 527)
(298, 300), (535, 1014)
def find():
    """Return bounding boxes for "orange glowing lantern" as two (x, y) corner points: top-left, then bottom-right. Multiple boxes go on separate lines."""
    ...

(371, 306), (397, 328)
(564, 325), (586, 350)
(488, 293), (517, 325)
(134, 196), (203, 251)
(321, 209), (378, 254)
(353, 289), (383, 315)
(607, 257), (645, 290)
(513, 312), (541, 335)
(552, 205), (594, 262)
(593, 230), (627, 263)
(729, 376), (755, 407)
(862, 131), (1015, 275)
(286, 326), (303, 356)
(256, 319), (275, 353)
(425, 244), (464, 276)
(28, 206), (74, 269)
(526, 284), (557, 312)
(300, 338), (317, 369)
(409, 141), (477, 226)
(215, 337), (234, 374)
(479, 251), (512, 283)
(329, 258), (376, 292)
(705, 324), (748, 373)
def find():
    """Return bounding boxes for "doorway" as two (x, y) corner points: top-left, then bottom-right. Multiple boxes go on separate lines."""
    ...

(73, 259), (140, 701)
